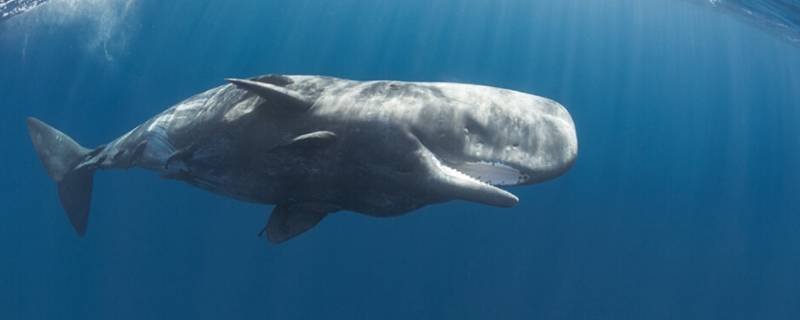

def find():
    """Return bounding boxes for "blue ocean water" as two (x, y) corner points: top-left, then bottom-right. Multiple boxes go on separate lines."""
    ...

(1, 0), (800, 319)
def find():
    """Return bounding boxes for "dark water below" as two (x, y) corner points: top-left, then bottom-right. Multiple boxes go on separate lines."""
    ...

(1, 0), (800, 319)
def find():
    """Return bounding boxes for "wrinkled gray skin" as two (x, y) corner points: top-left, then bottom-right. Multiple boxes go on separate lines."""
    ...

(39, 75), (578, 243)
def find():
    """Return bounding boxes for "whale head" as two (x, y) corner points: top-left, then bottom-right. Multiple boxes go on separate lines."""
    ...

(244, 76), (578, 210)
(412, 83), (578, 207)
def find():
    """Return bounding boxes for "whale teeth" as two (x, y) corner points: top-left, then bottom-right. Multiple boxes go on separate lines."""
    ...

(451, 161), (525, 186)
(441, 162), (494, 188)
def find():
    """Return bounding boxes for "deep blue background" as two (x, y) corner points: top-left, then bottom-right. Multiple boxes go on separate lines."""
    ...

(2, 0), (800, 319)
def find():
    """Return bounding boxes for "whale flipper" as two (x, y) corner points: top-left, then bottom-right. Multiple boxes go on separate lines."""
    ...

(26, 117), (96, 235)
(264, 203), (336, 243)
(270, 131), (337, 155)
(226, 78), (311, 113)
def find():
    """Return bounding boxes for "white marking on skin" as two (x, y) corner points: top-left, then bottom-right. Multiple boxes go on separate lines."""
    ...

(223, 98), (258, 122)
(174, 95), (207, 112)
(143, 125), (174, 160)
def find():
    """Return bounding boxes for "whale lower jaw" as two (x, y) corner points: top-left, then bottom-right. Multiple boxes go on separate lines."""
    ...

(422, 150), (520, 208)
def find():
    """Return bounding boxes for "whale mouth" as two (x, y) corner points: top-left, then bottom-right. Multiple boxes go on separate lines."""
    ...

(422, 150), (522, 207)
(449, 161), (529, 187)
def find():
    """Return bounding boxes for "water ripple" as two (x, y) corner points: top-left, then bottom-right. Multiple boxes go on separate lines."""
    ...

(700, 0), (800, 43)
(0, 0), (49, 21)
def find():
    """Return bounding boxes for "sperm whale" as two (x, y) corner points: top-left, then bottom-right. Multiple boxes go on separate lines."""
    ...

(27, 74), (578, 243)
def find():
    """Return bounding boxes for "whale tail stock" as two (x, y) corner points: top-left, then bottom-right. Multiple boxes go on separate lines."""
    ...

(26, 117), (98, 236)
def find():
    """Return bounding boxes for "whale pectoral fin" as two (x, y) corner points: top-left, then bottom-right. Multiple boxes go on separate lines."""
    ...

(288, 131), (337, 149)
(226, 78), (311, 113)
(263, 203), (335, 243)
(270, 131), (337, 154)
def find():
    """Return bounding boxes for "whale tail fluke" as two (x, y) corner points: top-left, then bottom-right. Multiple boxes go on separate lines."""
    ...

(26, 117), (95, 236)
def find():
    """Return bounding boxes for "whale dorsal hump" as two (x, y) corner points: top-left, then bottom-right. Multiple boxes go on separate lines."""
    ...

(264, 203), (337, 243)
(226, 78), (311, 113)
